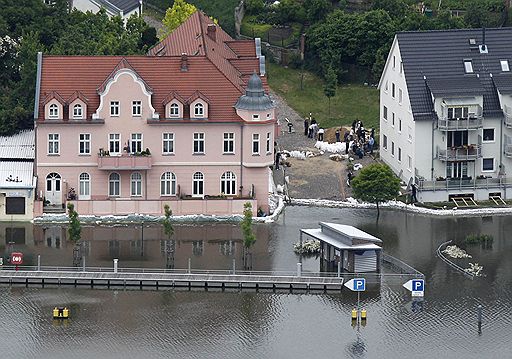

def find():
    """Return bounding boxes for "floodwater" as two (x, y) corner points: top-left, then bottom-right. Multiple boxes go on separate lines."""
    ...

(1, 206), (511, 359)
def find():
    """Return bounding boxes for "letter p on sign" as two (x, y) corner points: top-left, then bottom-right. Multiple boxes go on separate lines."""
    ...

(354, 278), (366, 291)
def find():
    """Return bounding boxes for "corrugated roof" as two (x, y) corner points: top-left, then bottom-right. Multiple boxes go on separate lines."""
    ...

(0, 130), (35, 160)
(0, 161), (34, 188)
(97, 0), (140, 14)
(397, 28), (512, 120)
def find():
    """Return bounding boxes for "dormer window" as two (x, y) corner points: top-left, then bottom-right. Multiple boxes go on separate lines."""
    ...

(501, 60), (510, 72)
(194, 103), (204, 117)
(170, 103), (179, 117)
(252, 114), (260, 120)
(49, 104), (59, 119)
(464, 60), (473, 73)
(73, 104), (83, 119)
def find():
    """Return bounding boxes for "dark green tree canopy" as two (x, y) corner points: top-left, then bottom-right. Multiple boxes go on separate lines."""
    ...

(351, 163), (400, 209)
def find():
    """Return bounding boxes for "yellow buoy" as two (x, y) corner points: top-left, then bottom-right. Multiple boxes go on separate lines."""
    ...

(53, 307), (59, 318)
(351, 309), (358, 320)
(361, 309), (367, 320)
(63, 307), (69, 318)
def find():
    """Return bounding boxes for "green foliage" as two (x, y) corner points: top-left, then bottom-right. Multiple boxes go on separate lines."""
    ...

(465, 234), (493, 245)
(159, 0), (197, 40)
(163, 204), (174, 240)
(351, 163), (400, 213)
(304, 0), (331, 23)
(246, 0), (265, 15)
(323, 65), (336, 116)
(0, 1), (153, 136)
(267, 62), (379, 129)
(67, 203), (81, 244)
(241, 202), (256, 250)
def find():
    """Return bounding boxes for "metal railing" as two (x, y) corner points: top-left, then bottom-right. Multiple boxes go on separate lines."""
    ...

(416, 175), (512, 191)
(437, 116), (483, 131)
(437, 144), (482, 161)
(504, 105), (512, 128)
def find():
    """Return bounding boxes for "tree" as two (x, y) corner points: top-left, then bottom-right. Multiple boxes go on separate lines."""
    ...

(304, 0), (331, 23)
(350, 163), (400, 217)
(162, 204), (175, 269)
(241, 202), (256, 269)
(323, 65), (336, 116)
(67, 203), (81, 244)
(159, 0), (197, 40)
(246, 0), (265, 15)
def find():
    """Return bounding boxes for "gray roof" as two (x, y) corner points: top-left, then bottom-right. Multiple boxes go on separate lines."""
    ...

(493, 73), (512, 94)
(0, 130), (35, 160)
(234, 73), (274, 111)
(426, 76), (484, 97)
(95, 0), (140, 14)
(398, 28), (512, 120)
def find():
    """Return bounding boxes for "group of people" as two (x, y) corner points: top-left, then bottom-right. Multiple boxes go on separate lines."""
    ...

(343, 119), (375, 159)
(303, 115), (325, 141)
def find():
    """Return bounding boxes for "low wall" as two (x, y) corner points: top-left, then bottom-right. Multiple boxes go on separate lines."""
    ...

(67, 198), (257, 216)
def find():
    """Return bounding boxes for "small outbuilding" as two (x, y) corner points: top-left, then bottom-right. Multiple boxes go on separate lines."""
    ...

(300, 222), (382, 273)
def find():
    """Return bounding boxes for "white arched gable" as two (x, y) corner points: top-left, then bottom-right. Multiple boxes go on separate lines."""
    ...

(92, 69), (159, 119)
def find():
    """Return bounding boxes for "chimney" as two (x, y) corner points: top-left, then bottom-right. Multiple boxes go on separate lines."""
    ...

(479, 28), (488, 54)
(181, 53), (188, 72)
(207, 24), (217, 42)
(482, 27), (486, 46)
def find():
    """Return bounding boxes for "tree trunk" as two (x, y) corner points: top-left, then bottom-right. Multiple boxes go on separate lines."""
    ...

(376, 201), (380, 219)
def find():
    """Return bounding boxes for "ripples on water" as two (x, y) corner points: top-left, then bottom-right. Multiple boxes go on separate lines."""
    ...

(2, 207), (512, 358)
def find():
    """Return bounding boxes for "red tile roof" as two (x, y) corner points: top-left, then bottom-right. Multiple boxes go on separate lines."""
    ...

(38, 10), (266, 123)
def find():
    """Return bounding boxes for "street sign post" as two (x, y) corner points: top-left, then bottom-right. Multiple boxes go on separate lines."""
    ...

(10, 252), (23, 271)
(344, 278), (366, 292)
(403, 279), (425, 297)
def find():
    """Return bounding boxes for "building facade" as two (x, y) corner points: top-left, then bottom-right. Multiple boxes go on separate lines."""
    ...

(379, 28), (512, 202)
(0, 130), (36, 221)
(71, 0), (142, 22)
(34, 11), (275, 216)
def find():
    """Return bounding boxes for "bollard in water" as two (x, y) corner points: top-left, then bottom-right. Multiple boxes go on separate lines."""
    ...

(113, 258), (118, 273)
(296, 263), (302, 277)
(232, 259), (236, 275)
(37, 255), (41, 271)
(351, 309), (358, 321)
(477, 305), (482, 334)
(337, 260), (341, 278)
(188, 258), (191, 274)
(82, 255), (86, 272)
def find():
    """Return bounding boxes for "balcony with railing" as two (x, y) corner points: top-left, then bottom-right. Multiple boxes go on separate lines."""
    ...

(504, 105), (512, 128)
(437, 144), (482, 161)
(415, 175), (512, 191)
(505, 134), (512, 158)
(437, 116), (483, 131)
(97, 152), (152, 170)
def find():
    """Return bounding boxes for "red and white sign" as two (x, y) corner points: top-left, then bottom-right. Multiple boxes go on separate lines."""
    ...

(10, 252), (23, 265)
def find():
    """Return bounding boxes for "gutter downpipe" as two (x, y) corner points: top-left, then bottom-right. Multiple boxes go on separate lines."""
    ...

(240, 123), (244, 197)
(431, 117), (435, 181)
(33, 52), (43, 201)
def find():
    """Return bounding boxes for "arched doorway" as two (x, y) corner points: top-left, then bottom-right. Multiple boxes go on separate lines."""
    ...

(45, 172), (61, 205)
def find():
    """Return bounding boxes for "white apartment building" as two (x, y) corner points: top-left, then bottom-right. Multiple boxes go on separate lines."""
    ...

(379, 28), (512, 202)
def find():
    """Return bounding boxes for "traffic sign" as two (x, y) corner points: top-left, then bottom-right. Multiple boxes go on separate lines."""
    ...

(10, 252), (23, 265)
(344, 278), (366, 292)
(403, 279), (424, 297)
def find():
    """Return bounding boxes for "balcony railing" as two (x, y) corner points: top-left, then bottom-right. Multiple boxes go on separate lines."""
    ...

(437, 116), (483, 131)
(505, 134), (512, 158)
(415, 176), (512, 191)
(97, 153), (152, 170)
(437, 145), (482, 161)
(504, 105), (512, 128)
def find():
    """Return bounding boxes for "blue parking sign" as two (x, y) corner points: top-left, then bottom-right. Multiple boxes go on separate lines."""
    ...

(344, 278), (366, 292)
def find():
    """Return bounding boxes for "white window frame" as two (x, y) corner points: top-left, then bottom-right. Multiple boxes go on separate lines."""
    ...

(266, 132), (271, 153)
(501, 60), (510, 72)
(482, 128), (495, 143)
(383, 134), (388, 150)
(408, 126), (413, 143)
(79, 172), (91, 199)
(131, 133), (143, 153)
(73, 104), (83, 119)
(252, 114), (260, 120)
(252, 133), (260, 155)
(193, 133), (205, 154)
(482, 158), (495, 172)
(223, 132), (235, 154)
(109, 134), (121, 154)
(132, 101), (142, 117)
(110, 101), (120, 116)
(392, 112), (395, 127)
(220, 171), (237, 196)
(407, 155), (412, 171)
(398, 118), (402, 133)
(399, 88), (403, 104)
(192, 172), (204, 197)
(384, 81), (388, 93)
(398, 147), (402, 162)
(162, 133), (175, 154)
(109, 172), (120, 197)
(169, 103), (180, 117)
(383, 106), (388, 121)
(48, 133), (60, 155)
(392, 83), (396, 98)
(391, 141), (395, 157)
(49, 104), (59, 119)
(130, 172), (142, 197)
(464, 60), (473, 73)
(393, 55), (396, 69)
(160, 172), (177, 196)
(79, 133), (91, 155)
(194, 103), (204, 117)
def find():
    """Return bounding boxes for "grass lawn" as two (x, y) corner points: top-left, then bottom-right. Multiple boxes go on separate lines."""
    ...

(267, 63), (380, 130)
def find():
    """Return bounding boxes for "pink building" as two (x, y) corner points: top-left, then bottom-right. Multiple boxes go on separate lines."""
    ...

(33, 11), (276, 217)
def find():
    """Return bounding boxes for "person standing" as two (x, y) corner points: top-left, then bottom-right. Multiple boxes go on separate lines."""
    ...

(304, 118), (309, 136)
(318, 127), (325, 141)
(335, 129), (341, 143)
(275, 151), (281, 170)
